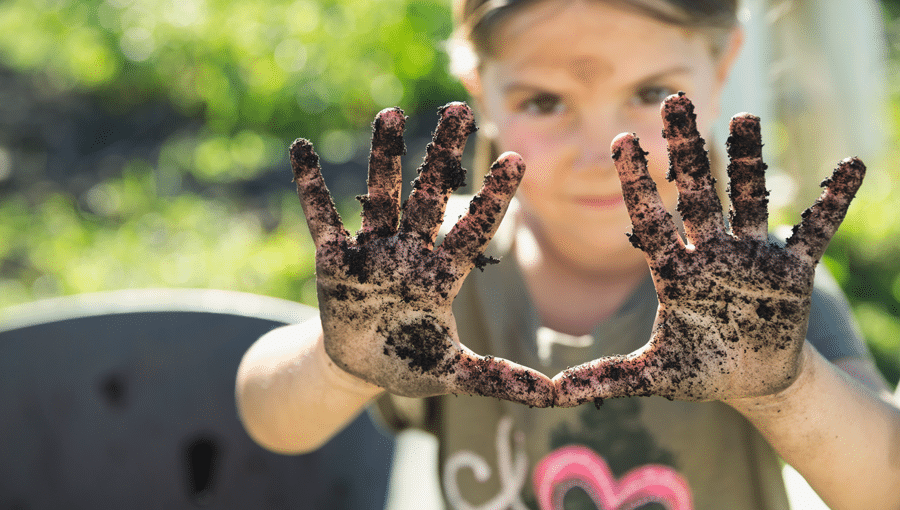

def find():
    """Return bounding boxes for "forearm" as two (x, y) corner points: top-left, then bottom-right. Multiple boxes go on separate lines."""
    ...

(235, 320), (384, 454)
(727, 342), (900, 510)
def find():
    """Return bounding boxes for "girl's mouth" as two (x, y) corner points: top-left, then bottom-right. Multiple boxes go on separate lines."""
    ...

(574, 195), (624, 209)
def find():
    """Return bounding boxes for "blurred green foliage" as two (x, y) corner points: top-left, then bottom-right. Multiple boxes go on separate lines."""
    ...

(0, 0), (463, 180)
(0, 0), (460, 309)
(1, 0), (899, 385)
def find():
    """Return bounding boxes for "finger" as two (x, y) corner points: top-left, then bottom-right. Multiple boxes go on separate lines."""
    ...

(786, 157), (865, 264)
(726, 113), (769, 241)
(358, 107), (406, 239)
(661, 93), (726, 245)
(439, 152), (525, 272)
(400, 102), (477, 245)
(290, 139), (349, 248)
(452, 350), (556, 408)
(612, 132), (684, 262)
(553, 353), (658, 407)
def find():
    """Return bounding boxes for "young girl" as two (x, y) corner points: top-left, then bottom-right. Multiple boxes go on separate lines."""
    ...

(236, 1), (900, 508)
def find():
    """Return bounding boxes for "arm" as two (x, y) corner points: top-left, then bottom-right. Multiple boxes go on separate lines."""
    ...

(236, 321), (383, 454)
(728, 344), (900, 509)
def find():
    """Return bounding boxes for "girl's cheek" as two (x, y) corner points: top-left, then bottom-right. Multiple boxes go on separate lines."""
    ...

(502, 129), (556, 171)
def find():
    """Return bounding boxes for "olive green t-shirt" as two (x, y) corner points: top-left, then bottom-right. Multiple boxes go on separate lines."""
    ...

(375, 199), (869, 510)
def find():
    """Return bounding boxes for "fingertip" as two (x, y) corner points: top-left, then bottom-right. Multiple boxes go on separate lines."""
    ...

(611, 134), (650, 173)
(374, 106), (407, 132)
(728, 113), (761, 137)
(726, 114), (763, 160)
(662, 91), (691, 113)
(372, 107), (407, 157)
(376, 106), (406, 122)
(290, 137), (314, 158)
(840, 156), (866, 178)
(611, 132), (638, 160)
(440, 101), (473, 116)
(496, 150), (522, 163)
(730, 112), (760, 125)
(661, 92), (698, 139)
(438, 102), (476, 132)
(827, 156), (866, 193)
(492, 151), (526, 178)
(290, 138), (319, 173)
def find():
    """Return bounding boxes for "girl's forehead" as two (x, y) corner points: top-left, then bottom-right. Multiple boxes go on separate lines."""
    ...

(493, 1), (697, 49)
(488, 3), (710, 84)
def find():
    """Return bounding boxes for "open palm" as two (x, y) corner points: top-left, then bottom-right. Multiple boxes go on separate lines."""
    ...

(555, 94), (865, 407)
(292, 103), (554, 407)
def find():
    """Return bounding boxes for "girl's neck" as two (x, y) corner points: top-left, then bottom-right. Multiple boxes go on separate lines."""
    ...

(514, 217), (649, 337)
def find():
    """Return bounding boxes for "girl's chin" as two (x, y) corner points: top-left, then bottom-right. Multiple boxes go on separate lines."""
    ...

(551, 231), (646, 273)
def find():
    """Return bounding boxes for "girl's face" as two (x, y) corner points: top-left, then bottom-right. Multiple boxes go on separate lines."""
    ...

(470, 1), (739, 274)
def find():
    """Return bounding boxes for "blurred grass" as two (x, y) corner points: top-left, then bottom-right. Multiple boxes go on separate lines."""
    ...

(1, 0), (899, 386)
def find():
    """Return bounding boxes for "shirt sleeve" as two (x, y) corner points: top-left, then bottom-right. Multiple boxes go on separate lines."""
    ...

(806, 265), (871, 361)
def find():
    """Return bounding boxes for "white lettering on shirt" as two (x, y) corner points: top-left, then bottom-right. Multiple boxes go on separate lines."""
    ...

(442, 416), (529, 510)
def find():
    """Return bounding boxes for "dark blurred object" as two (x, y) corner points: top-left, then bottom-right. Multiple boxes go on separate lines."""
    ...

(0, 289), (393, 509)
(0, 66), (191, 201)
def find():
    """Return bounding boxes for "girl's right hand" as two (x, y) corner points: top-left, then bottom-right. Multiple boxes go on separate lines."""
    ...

(291, 103), (554, 407)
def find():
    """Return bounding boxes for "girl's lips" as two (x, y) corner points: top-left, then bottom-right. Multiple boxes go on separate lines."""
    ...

(574, 195), (624, 209)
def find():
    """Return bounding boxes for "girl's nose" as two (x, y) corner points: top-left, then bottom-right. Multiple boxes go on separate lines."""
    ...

(572, 122), (616, 174)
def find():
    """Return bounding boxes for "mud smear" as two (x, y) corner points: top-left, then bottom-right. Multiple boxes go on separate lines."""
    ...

(340, 242), (369, 283)
(382, 318), (449, 373)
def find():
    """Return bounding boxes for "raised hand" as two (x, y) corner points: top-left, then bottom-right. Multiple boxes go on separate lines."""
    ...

(292, 103), (554, 407)
(554, 93), (865, 407)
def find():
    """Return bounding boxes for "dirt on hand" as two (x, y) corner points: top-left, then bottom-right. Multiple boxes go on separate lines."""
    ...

(291, 103), (555, 407)
(553, 93), (865, 407)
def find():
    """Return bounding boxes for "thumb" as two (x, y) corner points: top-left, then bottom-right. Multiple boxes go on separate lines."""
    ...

(449, 349), (556, 408)
(552, 351), (660, 408)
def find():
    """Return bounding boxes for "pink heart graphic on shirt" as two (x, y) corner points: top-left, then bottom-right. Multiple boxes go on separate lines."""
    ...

(533, 445), (693, 510)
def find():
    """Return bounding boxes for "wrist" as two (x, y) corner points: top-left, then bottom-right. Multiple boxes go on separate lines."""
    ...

(314, 328), (384, 397)
(724, 341), (820, 417)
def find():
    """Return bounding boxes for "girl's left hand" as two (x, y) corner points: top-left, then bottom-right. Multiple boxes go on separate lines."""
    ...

(554, 94), (865, 407)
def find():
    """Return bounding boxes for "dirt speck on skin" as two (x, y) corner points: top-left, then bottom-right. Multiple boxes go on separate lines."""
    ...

(330, 283), (366, 302)
(452, 355), (555, 407)
(341, 243), (369, 283)
(474, 254), (500, 271)
(626, 232), (643, 250)
(383, 318), (448, 373)
(466, 356), (504, 389)
(514, 369), (539, 394)
(755, 300), (775, 320)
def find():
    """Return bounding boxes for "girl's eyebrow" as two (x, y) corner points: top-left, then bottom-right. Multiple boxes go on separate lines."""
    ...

(501, 82), (553, 95)
(501, 65), (694, 95)
(630, 66), (693, 86)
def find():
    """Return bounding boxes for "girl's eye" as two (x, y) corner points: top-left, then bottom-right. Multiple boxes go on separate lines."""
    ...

(522, 93), (566, 116)
(632, 86), (676, 107)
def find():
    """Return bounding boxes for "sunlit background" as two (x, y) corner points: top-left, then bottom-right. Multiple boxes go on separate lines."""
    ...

(1, 0), (899, 385)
